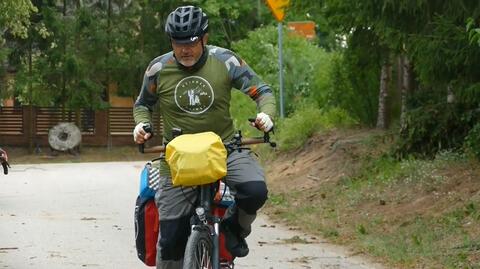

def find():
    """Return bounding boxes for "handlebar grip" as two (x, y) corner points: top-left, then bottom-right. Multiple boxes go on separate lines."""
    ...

(143, 124), (153, 134)
(248, 118), (274, 133)
(138, 124), (153, 153)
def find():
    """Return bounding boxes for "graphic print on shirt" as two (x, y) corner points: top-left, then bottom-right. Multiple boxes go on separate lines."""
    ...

(174, 76), (214, 114)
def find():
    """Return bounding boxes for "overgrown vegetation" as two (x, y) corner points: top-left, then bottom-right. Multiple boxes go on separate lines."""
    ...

(465, 123), (480, 160)
(395, 104), (480, 159)
(275, 104), (357, 151)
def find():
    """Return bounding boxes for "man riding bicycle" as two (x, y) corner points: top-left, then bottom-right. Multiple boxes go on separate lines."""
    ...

(132, 5), (276, 269)
(0, 147), (10, 175)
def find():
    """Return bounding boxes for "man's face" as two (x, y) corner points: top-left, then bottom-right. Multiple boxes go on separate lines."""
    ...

(171, 35), (207, 67)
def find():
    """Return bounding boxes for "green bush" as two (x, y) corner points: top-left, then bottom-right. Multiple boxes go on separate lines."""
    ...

(395, 82), (480, 158)
(276, 103), (323, 150)
(465, 123), (480, 159)
(276, 103), (357, 151)
(394, 102), (480, 158)
(324, 52), (380, 126)
(318, 107), (358, 129)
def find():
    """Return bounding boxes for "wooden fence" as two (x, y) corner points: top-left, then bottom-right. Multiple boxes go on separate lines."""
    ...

(0, 106), (163, 148)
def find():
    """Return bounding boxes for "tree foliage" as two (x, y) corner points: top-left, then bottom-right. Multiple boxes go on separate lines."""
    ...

(321, 0), (480, 156)
(0, 0), (37, 39)
(467, 17), (480, 46)
(2, 0), (275, 108)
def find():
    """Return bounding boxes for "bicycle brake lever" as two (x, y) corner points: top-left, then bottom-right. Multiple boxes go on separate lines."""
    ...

(262, 132), (276, 148)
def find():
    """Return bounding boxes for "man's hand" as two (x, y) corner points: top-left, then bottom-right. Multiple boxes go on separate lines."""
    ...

(253, 112), (274, 132)
(133, 123), (152, 144)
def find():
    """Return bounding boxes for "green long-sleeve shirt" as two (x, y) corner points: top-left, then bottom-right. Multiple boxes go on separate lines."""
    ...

(134, 45), (276, 142)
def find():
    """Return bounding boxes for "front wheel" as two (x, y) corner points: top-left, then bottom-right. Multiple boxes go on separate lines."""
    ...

(183, 227), (214, 269)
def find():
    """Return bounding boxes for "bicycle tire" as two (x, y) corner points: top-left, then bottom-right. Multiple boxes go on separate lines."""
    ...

(183, 227), (214, 269)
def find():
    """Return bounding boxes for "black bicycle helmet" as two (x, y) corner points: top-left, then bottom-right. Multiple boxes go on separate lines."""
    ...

(165, 6), (209, 43)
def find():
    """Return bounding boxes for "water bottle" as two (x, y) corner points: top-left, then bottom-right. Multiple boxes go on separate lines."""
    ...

(217, 181), (234, 207)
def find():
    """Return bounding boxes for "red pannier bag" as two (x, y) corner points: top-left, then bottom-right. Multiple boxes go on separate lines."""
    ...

(213, 181), (235, 265)
(135, 196), (159, 266)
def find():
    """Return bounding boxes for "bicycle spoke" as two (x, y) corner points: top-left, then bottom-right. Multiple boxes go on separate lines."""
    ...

(194, 238), (212, 269)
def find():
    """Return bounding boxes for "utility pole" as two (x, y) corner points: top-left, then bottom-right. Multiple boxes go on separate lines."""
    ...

(265, 0), (290, 119)
(278, 22), (284, 118)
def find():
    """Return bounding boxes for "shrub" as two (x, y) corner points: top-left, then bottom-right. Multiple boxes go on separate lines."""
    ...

(394, 102), (480, 159)
(276, 103), (323, 150)
(394, 83), (480, 158)
(318, 107), (358, 129)
(276, 103), (358, 151)
(324, 52), (379, 126)
(464, 123), (480, 159)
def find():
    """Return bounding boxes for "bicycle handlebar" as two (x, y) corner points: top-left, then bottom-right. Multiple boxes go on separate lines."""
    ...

(141, 145), (165, 154)
(138, 118), (276, 154)
(139, 132), (275, 154)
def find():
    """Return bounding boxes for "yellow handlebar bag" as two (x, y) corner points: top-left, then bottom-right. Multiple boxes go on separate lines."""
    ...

(166, 132), (227, 187)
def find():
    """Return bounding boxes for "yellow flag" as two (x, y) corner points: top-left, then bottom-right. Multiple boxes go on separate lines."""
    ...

(265, 0), (290, 22)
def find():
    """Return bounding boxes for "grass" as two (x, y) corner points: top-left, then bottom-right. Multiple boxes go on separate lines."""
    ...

(355, 208), (480, 268)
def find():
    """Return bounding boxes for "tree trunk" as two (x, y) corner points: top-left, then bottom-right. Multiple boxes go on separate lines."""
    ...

(396, 55), (403, 100)
(400, 54), (411, 129)
(62, 0), (67, 121)
(376, 58), (391, 129)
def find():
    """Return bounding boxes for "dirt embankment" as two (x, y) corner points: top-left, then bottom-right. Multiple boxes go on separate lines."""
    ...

(264, 128), (480, 268)
(267, 129), (382, 191)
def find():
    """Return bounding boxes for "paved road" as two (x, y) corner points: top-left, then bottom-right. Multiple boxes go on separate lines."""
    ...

(0, 162), (385, 269)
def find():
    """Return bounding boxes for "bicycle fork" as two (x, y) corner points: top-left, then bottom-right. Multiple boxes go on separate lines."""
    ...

(195, 185), (221, 269)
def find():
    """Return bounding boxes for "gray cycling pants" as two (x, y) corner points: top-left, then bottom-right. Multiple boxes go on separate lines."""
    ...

(154, 149), (268, 269)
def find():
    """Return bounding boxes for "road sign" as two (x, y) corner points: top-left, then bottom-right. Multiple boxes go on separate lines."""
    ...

(265, 0), (290, 22)
(287, 21), (316, 40)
